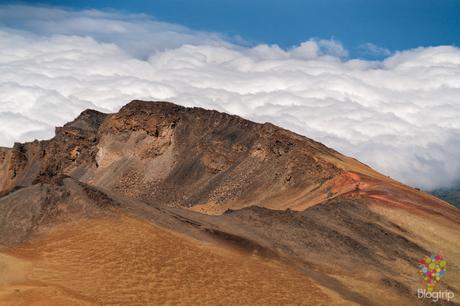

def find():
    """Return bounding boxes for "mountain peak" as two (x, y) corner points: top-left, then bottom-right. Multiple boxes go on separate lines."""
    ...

(119, 100), (185, 114)
(1, 100), (459, 305)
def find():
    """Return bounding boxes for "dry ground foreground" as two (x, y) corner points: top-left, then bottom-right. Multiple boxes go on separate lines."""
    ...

(0, 101), (459, 305)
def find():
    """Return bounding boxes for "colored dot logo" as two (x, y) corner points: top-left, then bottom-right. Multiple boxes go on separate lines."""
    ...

(418, 255), (447, 292)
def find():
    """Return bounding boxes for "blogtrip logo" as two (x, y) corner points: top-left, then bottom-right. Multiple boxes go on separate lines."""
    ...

(418, 255), (446, 292)
(417, 255), (454, 302)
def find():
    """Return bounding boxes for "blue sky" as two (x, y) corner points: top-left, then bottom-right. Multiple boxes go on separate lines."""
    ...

(10, 0), (460, 58)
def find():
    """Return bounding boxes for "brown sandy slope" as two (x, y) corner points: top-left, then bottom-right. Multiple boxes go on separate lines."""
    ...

(0, 100), (459, 305)
(0, 213), (348, 306)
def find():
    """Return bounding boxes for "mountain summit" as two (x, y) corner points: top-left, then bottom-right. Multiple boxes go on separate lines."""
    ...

(0, 101), (459, 305)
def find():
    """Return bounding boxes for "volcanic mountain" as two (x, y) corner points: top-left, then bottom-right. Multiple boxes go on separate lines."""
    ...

(0, 101), (459, 305)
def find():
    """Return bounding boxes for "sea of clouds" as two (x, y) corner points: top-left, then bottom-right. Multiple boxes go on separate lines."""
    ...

(1, 4), (460, 190)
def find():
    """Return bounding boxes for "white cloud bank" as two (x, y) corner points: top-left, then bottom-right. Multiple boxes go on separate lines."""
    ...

(1, 5), (460, 190)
